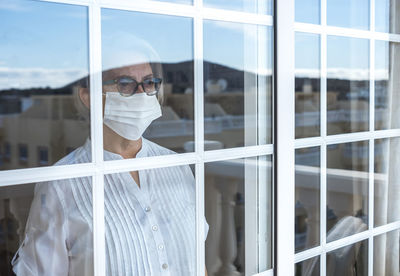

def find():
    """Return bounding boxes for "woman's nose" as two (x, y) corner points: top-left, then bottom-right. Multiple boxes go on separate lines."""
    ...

(136, 83), (145, 93)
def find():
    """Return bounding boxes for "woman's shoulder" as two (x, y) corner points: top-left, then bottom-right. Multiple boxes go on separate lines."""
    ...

(54, 140), (91, 166)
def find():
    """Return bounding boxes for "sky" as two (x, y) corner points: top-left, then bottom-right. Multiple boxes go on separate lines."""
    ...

(0, 0), (394, 90)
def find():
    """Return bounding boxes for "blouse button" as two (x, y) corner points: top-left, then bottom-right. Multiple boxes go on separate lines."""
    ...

(158, 244), (164, 250)
(162, 263), (168, 270)
(145, 206), (151, 212)
(152, 225), (158, 231)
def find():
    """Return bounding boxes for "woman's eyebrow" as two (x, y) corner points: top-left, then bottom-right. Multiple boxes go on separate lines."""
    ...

(143, 74), (153, 79)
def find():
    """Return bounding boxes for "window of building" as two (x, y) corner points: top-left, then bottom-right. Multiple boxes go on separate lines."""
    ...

(37, 146), (49, 166)
(3, 143), (11, 162)
(18, 144), (28, 164)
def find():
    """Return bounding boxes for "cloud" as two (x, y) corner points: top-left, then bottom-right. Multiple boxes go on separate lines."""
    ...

(295, 68), (389, 81)
(0, 2), (29, 12)
(0, 67), (88, 90)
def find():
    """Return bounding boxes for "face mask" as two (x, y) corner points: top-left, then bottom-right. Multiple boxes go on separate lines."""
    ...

(103, 92), (162, 141)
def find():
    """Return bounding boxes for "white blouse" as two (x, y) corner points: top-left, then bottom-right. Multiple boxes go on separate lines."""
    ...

(12, 138), (208, 276)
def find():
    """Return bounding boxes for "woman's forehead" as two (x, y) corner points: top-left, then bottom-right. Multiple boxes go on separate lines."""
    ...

(103, 63), (153, 80)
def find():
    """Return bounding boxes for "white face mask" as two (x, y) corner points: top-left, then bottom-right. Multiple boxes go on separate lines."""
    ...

(103, 92), (162, 141)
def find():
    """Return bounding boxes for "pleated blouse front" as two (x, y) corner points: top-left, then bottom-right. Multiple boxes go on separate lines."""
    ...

(12, 138), (205, 276)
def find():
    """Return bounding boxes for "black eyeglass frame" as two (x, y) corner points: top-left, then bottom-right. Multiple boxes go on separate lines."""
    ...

(103, 76), (162, 96)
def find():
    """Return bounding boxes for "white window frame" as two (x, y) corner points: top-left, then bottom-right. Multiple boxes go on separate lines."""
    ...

(1, 0), (399, 275)
(293, 0), (400, 276)
(0, 0), (275, 276)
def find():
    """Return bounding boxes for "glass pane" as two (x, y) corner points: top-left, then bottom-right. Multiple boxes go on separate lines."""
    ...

(205, 156), (273, 274)
(375, 41), (400, 130)
(101, 9), (193, 156)
(327, 0), (369, 30)
(105, 165), (196, 275)
(203, 21), (273, 149)
(327, 141), (369, 242)
(374, 229), (400, 275)
(295, 256), (320, 276)
(326, 239), (368, 275)
(158, 0), (192, 4)
(295, 147), (320, 252)
(7, 177), (93, 275)
(374, 137), (400, 227)
(327, 36), (369, 135)
(0, 0), (90, 170)
(295, 0), (320, 24)
(203, 0), (273, 15)
(375, 0), (400, 34)
(295, 32), (320, 138)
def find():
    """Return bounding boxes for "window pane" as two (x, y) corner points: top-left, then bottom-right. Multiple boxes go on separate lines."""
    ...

(375, 41), (400, 130)
(101, 9), (194, 155)
(203, 21), (273, 149)
(327, 36), (369, 135)
(374, 229), (400, 275)
(0, 0), (90, 170)
(327, 0), (369, 30)
(295, 256), (320, 276)
(295, 32), (320, 138)
(295, 0), (320, 24)
(327, 141), (369, 242)
(5, 177), (93, 275)
(375, 0), (400, 34)
(295, 147), (320, 252)
(374, 138), (400, 227)
(158, 0), (192, 4)
(205, 156), (273, 274)
(326, 239), (368, 275)
(203, 0), (273, 15)
(105, 165), (196, 275)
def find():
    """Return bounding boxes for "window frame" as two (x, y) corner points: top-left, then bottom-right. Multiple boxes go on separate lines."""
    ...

(293, 0), (400, 276)
(1, 0), (399, 275)
(0, 0), (274, 276)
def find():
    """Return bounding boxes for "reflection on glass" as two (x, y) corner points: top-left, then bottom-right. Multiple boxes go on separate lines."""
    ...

(375, 41), (400, 130)
(295, 32), (320, 138)
(203, 0), (273, 15)
(203, 21), (273, 149)
(295, 256), (320, 276)
(374, 229), (400, 275)
(205, 156), (273, 274)
(375, 0), (400, 34)
(101, 9), (194, 155)
(327, 36), (369, 135)
(10, 178), (93, 275)
(327, 0), (369, 30)
(327, 141), (369, 241)
(106, 165), (196, 275)
(295, 0), (320, 24)
(327, 240), (368, 275)
(0, 0), (90, 170)
(158, 0), (192, 4)
(374, 138), (400, 227)
(295, 147), (320, 252)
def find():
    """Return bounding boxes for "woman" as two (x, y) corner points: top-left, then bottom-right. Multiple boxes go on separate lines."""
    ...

(12, 35), (208, 276)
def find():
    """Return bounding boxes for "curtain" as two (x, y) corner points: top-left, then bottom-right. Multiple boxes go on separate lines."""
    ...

(374, 1), (400, 275)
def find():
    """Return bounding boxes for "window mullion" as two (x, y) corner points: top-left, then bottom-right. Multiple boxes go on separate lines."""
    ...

(275, 0), (295, 275)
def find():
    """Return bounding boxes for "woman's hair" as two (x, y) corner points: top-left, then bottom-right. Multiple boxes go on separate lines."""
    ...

(74, 33), (164, 122)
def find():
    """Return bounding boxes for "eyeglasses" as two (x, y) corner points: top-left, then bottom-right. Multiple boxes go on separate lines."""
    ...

(103, 76), (162, 96)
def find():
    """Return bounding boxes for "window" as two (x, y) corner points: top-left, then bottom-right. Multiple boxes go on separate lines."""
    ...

(294, 0), (400, 275)
(0, 0), (399, 276)
(37, 146), (49, 166)
(3, 142), (11, 162)
(18, 144), (28, 164)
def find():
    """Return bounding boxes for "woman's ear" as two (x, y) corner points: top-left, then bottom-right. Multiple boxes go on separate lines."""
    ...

(79, 87), (90, 109)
